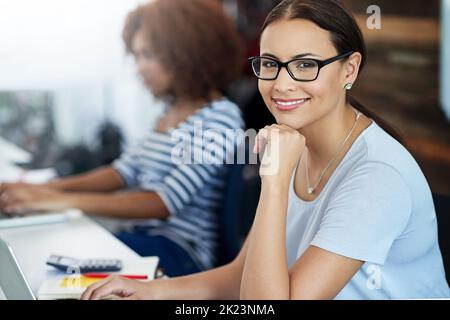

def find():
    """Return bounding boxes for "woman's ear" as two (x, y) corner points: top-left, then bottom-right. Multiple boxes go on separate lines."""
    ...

(343, 52), (362, 85)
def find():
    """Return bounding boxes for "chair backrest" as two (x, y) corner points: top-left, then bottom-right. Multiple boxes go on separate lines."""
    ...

(433, 193), (450, 285)
(216, 163), (244, 266)
(216, 163), (260, 267)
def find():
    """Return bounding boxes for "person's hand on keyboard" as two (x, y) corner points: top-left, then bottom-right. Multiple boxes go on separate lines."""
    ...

(80, 275), (161, 300)
(0, 183), (69, 215)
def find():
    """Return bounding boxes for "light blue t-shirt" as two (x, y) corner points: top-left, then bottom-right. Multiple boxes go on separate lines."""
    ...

(286, 121), (450, 299)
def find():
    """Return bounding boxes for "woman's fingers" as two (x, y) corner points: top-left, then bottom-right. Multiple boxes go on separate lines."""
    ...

(81, 276), (116, 300)
(0, 191), (19, 212)
(254, 127), (269, 154)
(254, 124), (306, 178)
(0, 189), (32, 214)
(81, 276), (137, 300)
(0, 183), (30, 194)
(121, 294), (140, 300)
(254, 125), (281, 155)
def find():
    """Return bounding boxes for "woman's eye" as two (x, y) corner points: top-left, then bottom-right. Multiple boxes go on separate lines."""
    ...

(262, 61), (277, 68)
(295, 61), (314, 69)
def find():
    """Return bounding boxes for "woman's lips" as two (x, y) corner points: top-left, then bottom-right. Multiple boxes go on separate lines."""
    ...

(272, 98), (310, 111)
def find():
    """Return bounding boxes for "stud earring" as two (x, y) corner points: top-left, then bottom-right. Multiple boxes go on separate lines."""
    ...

(344, 83), (353, 90)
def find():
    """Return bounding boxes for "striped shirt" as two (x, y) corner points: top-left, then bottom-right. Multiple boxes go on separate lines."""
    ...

(112, 98), (244, 269)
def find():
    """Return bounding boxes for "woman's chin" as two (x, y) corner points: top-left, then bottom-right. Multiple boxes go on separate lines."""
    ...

(275, 117), (304, 130)
(149, 88), (169, 100)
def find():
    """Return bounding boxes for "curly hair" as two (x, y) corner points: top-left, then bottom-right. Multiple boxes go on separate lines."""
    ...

(123, 0), (243, 101)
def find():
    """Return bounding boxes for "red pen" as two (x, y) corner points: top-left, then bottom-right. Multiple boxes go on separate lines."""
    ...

(84, 273), (148, 280)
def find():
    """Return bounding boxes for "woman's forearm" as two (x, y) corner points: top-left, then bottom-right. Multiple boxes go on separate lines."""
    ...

(63, 191), (169, 219)
(240, 180), (290, 300)
(152, 260), (243, 300)
(153, 230), (253, 300)
(45, 166), (125, 192)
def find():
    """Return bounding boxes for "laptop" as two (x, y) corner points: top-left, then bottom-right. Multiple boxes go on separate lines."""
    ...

(0, 209), (78, 229)
(0, 237), (36, 300)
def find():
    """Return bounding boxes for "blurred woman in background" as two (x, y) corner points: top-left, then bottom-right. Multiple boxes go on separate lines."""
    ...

(0, 0), (244, 277)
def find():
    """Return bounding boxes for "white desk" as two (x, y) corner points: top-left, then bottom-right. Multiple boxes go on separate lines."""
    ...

(0, 213), (140, 294)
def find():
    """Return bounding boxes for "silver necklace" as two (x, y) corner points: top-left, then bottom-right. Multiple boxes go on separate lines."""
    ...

(305, 110), (361, 195)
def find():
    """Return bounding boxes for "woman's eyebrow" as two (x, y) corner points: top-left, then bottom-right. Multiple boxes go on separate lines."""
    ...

(260, 53), (279, 59)
(260, 52), (321, 59)
(292, 53), (321, 59)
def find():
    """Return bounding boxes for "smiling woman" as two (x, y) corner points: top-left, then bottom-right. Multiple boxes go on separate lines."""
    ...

(240, 0), (449, 299)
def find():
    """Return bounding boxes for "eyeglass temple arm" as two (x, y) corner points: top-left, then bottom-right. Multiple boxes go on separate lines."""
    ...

(319, 51), (354, 67)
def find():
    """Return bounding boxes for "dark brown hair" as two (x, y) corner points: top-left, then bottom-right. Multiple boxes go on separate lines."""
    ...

(123, 0), (243, 102)
(262, 0), (401, 142)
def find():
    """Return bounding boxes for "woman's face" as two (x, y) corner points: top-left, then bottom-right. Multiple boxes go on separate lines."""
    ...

(258, 19), (350, 130)
(132, 29), (173, 98)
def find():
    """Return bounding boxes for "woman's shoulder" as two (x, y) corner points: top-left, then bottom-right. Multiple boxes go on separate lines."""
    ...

(199, 97), (245, 130)
(352, 122), (430, 196)
(353, 122), (414, 169)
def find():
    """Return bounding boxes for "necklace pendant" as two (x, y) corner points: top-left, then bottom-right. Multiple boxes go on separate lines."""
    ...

(307, 187), (314, 194)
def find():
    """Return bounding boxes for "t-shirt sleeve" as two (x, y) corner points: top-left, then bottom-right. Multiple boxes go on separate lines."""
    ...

(310, 162), (412, 265)
(112, 142), (142, 188)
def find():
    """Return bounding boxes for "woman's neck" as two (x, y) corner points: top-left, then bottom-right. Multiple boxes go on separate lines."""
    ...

(156, 91), (222, 132)
(170, 90), (222, 111)
(299, 103), (358, 169)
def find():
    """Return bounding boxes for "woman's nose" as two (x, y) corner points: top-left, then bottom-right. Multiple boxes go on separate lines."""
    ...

(136, 60), (144, 74)
(273, 67), (297, 92)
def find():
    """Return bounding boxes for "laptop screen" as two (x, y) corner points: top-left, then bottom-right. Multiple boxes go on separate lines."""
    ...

(0, 238), (36, 300)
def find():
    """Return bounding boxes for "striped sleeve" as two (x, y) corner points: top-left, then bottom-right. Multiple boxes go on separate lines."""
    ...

(112, 143), (142, 188)
(139, 124), (230, 215)
(141, 109), (242, 216)
(144, 162), (226, 216)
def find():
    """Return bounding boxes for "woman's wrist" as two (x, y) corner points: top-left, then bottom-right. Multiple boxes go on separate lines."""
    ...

(145, 278), (184, 300)
(260, 175), (290, 195)
(44, 179), (67, 191)
(61, 192), (83, 209)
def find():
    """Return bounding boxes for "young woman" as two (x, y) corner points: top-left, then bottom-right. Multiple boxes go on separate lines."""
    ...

(0, 0), (244, 277)
(80, 0), (450, 299)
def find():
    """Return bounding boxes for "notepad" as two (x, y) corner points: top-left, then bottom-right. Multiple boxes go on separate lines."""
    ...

(37, 256), (159, 300)
(37, 275), (106, 300)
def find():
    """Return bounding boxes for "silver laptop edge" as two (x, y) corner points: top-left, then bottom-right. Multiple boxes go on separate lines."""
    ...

(0, 237), (36, 300)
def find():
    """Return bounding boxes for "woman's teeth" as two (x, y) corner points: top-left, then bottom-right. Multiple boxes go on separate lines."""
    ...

(277, 99), (308, 106)
(274, 98), (310, 110)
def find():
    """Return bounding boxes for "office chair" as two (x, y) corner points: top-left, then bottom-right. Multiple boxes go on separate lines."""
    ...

(216, 163), (244, 266)
(215, 162), (260, 267)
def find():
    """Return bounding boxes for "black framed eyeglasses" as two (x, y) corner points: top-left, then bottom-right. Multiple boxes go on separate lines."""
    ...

(248, 51), (354, 81)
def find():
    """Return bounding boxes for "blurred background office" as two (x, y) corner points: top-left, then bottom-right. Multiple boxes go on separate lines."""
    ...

(0, 0), (162, 175)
